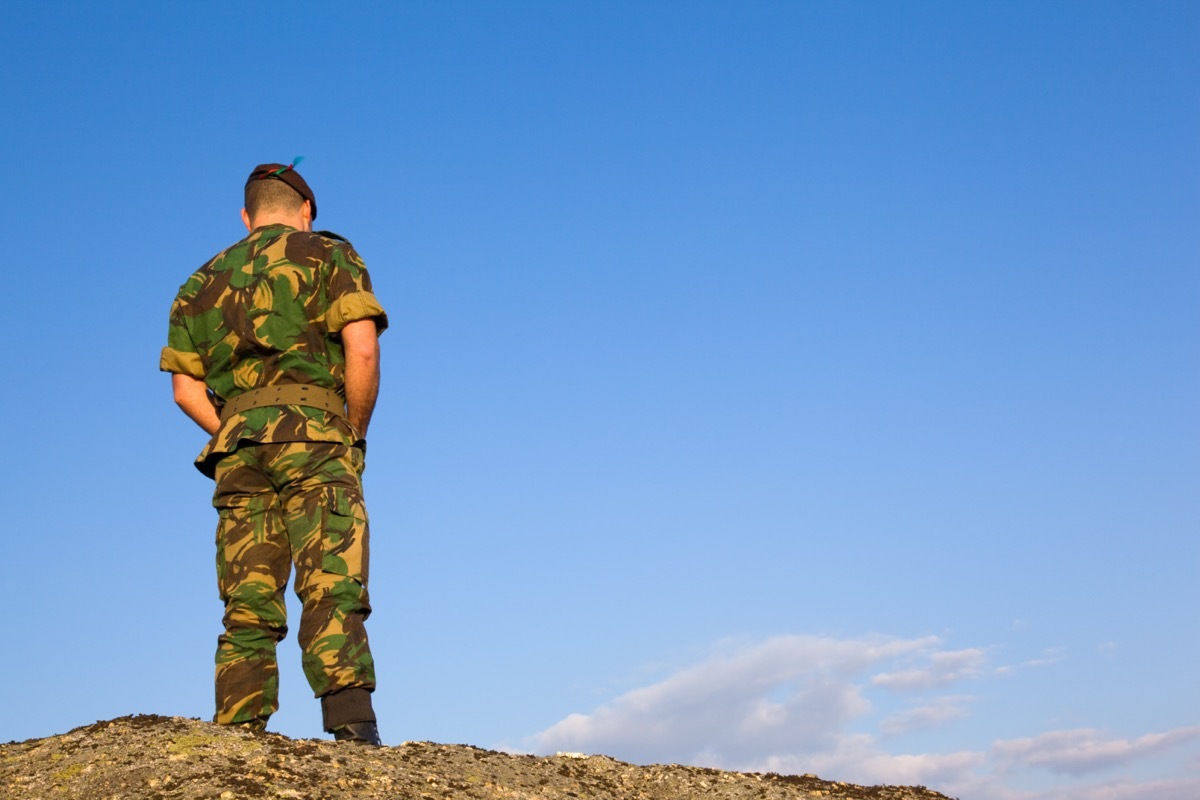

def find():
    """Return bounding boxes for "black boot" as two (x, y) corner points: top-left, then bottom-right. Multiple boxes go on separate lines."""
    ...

(332, 720), (382, 746)
(322, 688), (380, 745)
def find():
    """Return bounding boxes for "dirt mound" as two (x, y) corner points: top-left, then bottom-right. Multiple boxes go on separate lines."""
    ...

(1, 714), (956, 800)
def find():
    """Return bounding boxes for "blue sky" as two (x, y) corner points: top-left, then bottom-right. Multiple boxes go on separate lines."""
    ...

(1, 2), (1196, 798)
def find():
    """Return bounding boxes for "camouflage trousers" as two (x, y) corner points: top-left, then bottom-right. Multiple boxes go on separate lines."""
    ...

(211, 441), (375, 728)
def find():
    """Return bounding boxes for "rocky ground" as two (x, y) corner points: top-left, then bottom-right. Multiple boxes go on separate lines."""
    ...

(1, 715), (957, 800)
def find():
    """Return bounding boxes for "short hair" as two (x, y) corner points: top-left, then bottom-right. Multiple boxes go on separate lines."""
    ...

(245, 178), (305, 219)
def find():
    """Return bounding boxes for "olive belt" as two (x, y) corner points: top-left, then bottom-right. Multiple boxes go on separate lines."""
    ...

(219, 384), (347, 422)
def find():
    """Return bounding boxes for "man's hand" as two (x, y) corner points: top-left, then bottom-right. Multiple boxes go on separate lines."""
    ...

(341, 318), (381, 439)
(171, 373), (220, 435)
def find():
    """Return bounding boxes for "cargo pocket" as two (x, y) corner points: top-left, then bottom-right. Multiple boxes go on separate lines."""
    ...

(322, 485), (369, 583)
(214, 525), (231, 601)
(350, 442), (366, 476)
(213, 498), (259, 602)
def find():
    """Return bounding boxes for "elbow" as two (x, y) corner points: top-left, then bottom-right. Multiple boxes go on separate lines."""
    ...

(171, 373), (211, 415)
(346, 339), (381, 369)
(339, 318), (381, 366)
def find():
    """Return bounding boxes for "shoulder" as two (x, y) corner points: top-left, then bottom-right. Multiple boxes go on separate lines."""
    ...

(174, 238), (243, 301)
(314, 229), (350, 244)
(315, 230), (362, 261)
(273, 228), (362, 266)
(315, 229), (366, 266)
(281, 228), (354, 247)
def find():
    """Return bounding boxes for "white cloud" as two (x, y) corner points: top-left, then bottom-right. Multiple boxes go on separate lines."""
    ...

(879, 696), (974, 736)
(746, 736), (988, 792)
(1053, 776), (1200, 800)
(524, 634), (1199, 800)
(995, 647), (1067, 677)
(871, 648), (987, 691)
(992, 726), (1200, 776)
(529, 634), (939, 766)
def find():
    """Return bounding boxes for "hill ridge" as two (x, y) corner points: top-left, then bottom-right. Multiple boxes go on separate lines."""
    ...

(1, 714), (957, 800)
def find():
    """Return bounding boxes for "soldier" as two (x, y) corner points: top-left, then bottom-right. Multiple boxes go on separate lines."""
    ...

(160, 161), (387, 745)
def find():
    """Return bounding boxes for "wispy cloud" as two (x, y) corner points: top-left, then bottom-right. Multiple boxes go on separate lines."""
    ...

(871, 648), (987, 691)
(525, 634), (1200, 800)
(879, 696), (974, 736)
(994, 647), (1067, 677)
(992, 726), (1200, 776)
(747, 736), (988, 793)
(1067, 777), (1200, 800)
(529, 634), (940, 766)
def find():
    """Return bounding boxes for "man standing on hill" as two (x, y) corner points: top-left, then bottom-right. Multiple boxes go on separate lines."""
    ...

(160, 161), (387, 745)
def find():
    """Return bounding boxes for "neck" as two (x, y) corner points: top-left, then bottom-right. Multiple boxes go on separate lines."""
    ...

(251, 213), (309, 231)
(242, 203), (312, 233)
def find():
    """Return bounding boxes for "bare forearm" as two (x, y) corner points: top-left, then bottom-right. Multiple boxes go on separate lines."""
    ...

(344, 347), (379, 437)
(341, 318), (381, 438)
(172, 373), (220, 435)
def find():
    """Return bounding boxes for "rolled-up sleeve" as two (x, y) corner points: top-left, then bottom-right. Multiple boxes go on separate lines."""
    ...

(327, 243), (389, 334)
(160, 298), (206, 377)
(159, 346), (205, 378)
(328, 290), (388, 334)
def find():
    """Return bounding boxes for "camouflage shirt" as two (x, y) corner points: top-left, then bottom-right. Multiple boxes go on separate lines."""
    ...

(161, 224), (388, 476)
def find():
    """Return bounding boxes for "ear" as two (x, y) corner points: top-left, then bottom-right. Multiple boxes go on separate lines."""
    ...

(301, 200), (313, 232)
(241, 208), (253, 231)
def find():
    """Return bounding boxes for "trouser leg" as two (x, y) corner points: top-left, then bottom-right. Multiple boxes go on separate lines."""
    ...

(212, 449), (291, 727)
(279, 442), (376, 730)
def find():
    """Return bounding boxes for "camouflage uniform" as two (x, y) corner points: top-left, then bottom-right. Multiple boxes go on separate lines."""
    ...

(161, 223), (387, 731)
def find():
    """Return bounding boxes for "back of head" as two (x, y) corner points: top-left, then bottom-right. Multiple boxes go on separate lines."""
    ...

(244, 162), (318, 222)
(245, 178), (305, 220)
